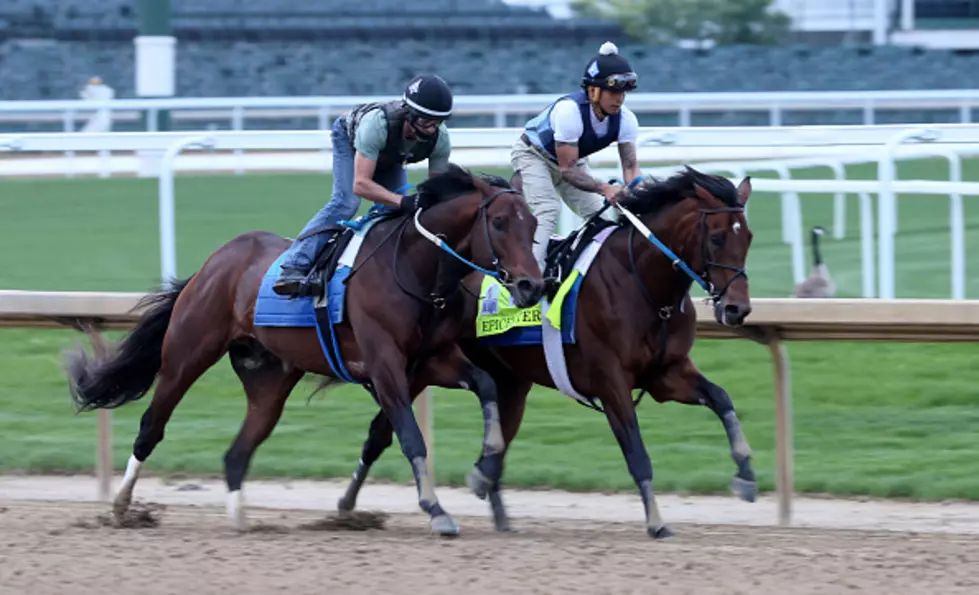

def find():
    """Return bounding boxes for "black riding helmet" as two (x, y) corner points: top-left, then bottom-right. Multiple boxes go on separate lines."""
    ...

(580, 41), (638, 95)
(403, 74), (453, 141)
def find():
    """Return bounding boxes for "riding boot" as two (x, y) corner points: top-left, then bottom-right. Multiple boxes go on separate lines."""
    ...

(272, 228), (338, 297)
(272, 266), (314, 297)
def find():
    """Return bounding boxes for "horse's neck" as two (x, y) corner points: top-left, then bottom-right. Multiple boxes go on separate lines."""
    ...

(612, 214), (695, 309)
(417, 195), (481, 248)
(399, 196), (480, 289)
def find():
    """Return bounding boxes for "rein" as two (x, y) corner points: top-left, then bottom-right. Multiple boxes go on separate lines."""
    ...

(393, 187), (521, 310)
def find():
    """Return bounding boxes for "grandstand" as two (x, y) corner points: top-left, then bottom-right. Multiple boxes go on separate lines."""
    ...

(3, 0), (979, 109)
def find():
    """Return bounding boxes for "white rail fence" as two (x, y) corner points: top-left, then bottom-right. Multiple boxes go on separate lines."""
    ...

(2, 89), (979, 132)
(2, 124), (978, 299)
(4, 290), (979, 527)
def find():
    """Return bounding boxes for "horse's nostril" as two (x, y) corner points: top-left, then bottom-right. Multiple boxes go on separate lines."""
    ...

(516, 279), (533, 295)
(724, 303), (751, 321)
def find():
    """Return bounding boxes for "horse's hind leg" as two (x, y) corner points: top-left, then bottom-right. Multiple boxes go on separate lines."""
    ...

(645, 356), (757, 503)
(115, 324), (229, 520)
(603, 389), (673, 539)
(337, 408), (394, 512)
(224, 338), (303, 531)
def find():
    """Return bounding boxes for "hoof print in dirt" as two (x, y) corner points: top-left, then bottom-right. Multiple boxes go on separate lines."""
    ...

(246, 523), (291, 534)
(299, 510), (389, 532)
(100, 501), (165, 529)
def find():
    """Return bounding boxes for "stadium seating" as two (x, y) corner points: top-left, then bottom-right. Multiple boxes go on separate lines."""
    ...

(3, 0), (979, 128)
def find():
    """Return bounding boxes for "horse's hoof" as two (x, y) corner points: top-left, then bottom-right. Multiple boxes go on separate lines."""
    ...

(466, 468), (491, 501)
(337, 496), (355, 512)
(227, 491), (248, 532)
(112, 501), (129, 520)
(112, 494), (132, 521)
(731, 476), (757, 503)
(494, 522), (515, 533)
(648, 525), (674, 539)
(431, 514), (461, 537)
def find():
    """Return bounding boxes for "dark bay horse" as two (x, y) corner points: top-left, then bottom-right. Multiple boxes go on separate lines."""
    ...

(335, 166), (758, 538)
(65, 165), (544, 536)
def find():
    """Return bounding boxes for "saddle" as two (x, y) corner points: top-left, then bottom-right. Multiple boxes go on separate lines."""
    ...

(542, 217), (616, 299)
(299, 207), (402, 298)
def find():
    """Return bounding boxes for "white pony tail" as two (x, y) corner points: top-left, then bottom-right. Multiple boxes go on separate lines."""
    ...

(598, 41), (619, 56)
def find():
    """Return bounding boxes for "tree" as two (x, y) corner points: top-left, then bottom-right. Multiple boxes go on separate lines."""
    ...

(571, 0), (792, 46)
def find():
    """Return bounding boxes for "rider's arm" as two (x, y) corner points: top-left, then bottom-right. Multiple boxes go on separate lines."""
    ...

(351, 110), (407, 208)
(353, 153), (403, 207)
(551, 100), (618, 201)
(427, 124), (451, 177)
(617, 107), (642, 185)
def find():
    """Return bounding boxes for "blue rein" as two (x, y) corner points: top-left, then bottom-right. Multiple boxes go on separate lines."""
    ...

(609, 177), (711, 293)
(410, 189), (505, 281)
(433, 243), (503, 280)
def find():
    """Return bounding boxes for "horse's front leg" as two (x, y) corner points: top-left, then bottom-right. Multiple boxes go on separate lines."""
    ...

(339, 345), (508, 517)
(645, 356), (757, 503)
(360, 340), (459, 536)
(409, 345), (508, 497)
(468, 370), (532, 533)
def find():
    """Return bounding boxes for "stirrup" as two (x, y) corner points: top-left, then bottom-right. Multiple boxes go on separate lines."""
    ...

(272, 271), (320, 297)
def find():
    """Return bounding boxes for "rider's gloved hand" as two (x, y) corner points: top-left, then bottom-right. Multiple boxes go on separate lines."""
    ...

(398, 193), (419, 213)
(399, 191), (437, 214)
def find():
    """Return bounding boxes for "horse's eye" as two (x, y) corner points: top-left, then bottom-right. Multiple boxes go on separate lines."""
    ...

(492, 216), (507, 232)
(710, 233), (724, 247)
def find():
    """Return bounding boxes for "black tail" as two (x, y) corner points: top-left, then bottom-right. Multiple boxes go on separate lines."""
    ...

(65, 276), (195, 412)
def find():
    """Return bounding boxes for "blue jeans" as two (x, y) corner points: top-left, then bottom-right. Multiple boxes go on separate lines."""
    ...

(280, 116), (408, 272)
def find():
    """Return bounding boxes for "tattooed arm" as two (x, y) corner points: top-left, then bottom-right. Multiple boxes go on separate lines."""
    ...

(618, 142), (642, 186)
(555, 141), (620, 201)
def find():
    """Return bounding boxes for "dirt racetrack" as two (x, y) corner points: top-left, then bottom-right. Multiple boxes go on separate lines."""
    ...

(2, 476), (979, 595)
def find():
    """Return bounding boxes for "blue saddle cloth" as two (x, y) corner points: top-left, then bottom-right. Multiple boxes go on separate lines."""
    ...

(253, 206), (397, 383)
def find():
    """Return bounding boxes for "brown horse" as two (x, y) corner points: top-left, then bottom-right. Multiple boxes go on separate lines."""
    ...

(335, 166), (757, 538)
(65, 165), (544, 536)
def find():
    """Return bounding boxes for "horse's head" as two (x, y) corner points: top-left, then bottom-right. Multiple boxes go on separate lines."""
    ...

(416, 165), (544, 308)
(621, 166), (753, 326)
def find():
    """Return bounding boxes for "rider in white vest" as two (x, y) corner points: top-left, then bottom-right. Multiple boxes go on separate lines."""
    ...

(512, 41), (643, 272)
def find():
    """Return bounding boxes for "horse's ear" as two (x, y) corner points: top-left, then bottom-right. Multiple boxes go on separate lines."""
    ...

(471, 172), (492, 196)
(737, 176), (752, 206)
(509, 171), (523, 194)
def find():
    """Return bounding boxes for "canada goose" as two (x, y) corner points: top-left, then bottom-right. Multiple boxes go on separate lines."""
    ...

(792, 226), (836, 298)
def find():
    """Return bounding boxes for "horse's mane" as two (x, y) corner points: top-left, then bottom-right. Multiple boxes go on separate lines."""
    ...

(417, 163), (512, 204)
(624, 166), (740, 215)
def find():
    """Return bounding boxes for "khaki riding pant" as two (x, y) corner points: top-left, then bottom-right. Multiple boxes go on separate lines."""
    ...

(510, 137), (614, 271)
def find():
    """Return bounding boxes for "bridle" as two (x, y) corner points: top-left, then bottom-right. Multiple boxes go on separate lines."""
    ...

(695, 206), (749, 303)
(617, 202), (748, 305)
(396, 186), (523, 308)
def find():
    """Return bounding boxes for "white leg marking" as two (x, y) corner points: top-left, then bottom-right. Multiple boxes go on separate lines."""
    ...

(227, 490), (247, 531)
(113, 454), (143, 514)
